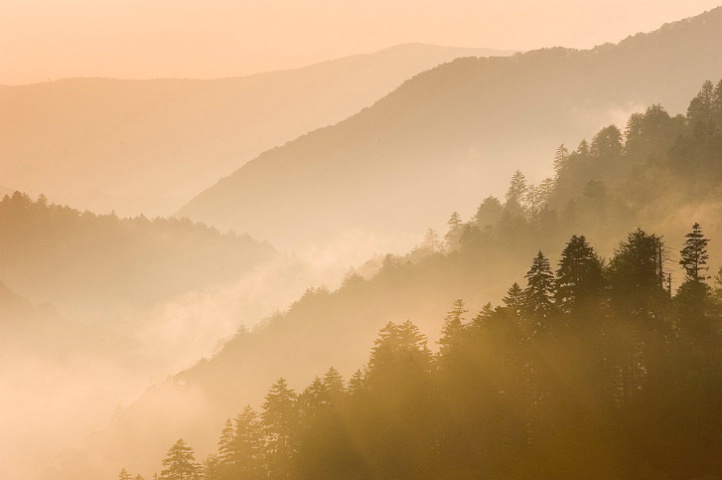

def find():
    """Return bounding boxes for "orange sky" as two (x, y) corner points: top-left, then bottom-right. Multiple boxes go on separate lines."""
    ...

(1, 0), (721, 84)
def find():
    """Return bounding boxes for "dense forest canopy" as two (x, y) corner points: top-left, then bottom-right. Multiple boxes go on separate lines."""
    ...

(134, 223), (722, 480)
(0, 192), (275, 316)
(110, 78), (722, 480)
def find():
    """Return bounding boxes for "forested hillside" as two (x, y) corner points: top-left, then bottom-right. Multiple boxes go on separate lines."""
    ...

(180, 7), (722, 251)
(146, 224), (722, 480)
(88, 79), (722, 479)
(0, 192), (274, 318)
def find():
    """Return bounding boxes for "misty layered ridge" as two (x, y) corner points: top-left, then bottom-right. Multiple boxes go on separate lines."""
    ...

(133, 224), (722, 480)
(0, 44), (510, 218)
(0, 192), (344, 480)
(5, 5), (722, 480)
(179, 6), (722, 252)
(84, 79), (722, 480)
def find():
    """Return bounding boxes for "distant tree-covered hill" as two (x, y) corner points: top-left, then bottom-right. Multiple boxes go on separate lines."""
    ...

(0, 192), (275, 319)
(180, 6), (722, 251)
(149, 225), (722, 480)
(71, 78), (722, 480)
(0, 44), (508, 217)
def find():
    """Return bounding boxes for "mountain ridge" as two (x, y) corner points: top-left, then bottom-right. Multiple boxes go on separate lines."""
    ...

(179, 6), (722, 252)
(0, 44), (509, 217)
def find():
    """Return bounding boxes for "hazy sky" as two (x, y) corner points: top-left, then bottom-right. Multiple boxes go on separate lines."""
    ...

(1, 0), (720, 84)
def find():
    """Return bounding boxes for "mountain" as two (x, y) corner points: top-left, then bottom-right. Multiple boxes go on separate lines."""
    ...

(179, 7), (722, 252)
(0, 44), (510, 218)
(67, 80), (722, 479)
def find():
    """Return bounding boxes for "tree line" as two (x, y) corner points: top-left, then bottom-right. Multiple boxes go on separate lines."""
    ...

(129, 223), (722, 480)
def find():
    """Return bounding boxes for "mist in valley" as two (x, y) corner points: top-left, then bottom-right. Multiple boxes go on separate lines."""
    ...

(2, 2), (722, 480)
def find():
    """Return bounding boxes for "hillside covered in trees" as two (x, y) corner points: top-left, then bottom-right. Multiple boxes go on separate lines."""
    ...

(179, 7), (722, 251)
(142, 222), (722, 480)
(0, 192), (275, 318)
(86, 78), (722, 479)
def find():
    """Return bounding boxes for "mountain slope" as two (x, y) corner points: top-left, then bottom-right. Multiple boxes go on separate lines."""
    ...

(179, 7), (722, 251)
(69, 79), (722, 479)
(0, 44), (509, 217)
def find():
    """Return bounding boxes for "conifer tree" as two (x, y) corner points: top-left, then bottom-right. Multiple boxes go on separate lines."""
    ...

(438, 299), (468, 357)
(202, 454), (221, 480)
(159, 439), (201, 480)
(347, 369), (366, 395)
(322, 366), (345, 399)
(445, 212), (463, 251)
(262, 378), (298, 480)
(553, 143), (570, 179)
(524, 251), (555, 321)
(217, 418), (235, 467)
(555, 235), (605, 314)
(119, 468), (132, 480)
(505, 171), (528, 213)
(679, 223), (710, 282)
(230, 406), (264, 480)
(502, 283), (525, 317)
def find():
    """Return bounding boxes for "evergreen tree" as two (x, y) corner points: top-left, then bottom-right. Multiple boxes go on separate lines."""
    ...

(322, 366), (345, 399)
(202, 454), (222, 480)
(679, 222), (710, 282)
(473, 196), (503, 228)
(438, 299), (467, 358)
(445, 212), (463, 251)
(555, 235), (605, 315)
(420, 228), (441, 254)
(553, 143), (570, 179)
(230, 406), (264, 480)
(524, 251), (555, 322)
(610, 228), (668, 323)
(590, 125), (623, 159)
(217, 418), (235, 467)
(119, 468), (132, 480)
(347, 369), (366, 395)
(502, 283), (525, 317)
(505, 170), (528, 213)
(675, 223), (713, 328)
(262, 378), (298, 480)
(159, 439), (201, 480)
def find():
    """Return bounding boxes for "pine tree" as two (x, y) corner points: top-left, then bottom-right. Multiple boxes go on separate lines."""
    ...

(347, 369), (366, 395)
(445, 212), (464, 251)
(119, 468), (132, 480)
(262, 378), (298, 480)
(679, 223), (710, 282)
(502, 283), (525, 317)
(438, 299), (468, 357)
(420, 228), (441, 254)
(609, 228), (667, 319)
(553, 143), (570, 179)
(322, 366), (345, 399)
(505, 170), (528, 213)
(675, 223), (713, 327)
(524, 251), (555, 321)
(217, 418), (235, 467)
(202, 454), (222, 480)
(230, 406), (264, 480)
(159, 439), (201, 480)
(555, 235), (605, 315)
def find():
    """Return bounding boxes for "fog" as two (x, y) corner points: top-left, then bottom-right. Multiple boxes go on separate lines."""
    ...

(2, 3), (722, 480)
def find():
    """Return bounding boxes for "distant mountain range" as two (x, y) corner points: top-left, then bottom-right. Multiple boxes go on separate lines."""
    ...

(179, 6), (722, 252)
(0, 44), (510, 217)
